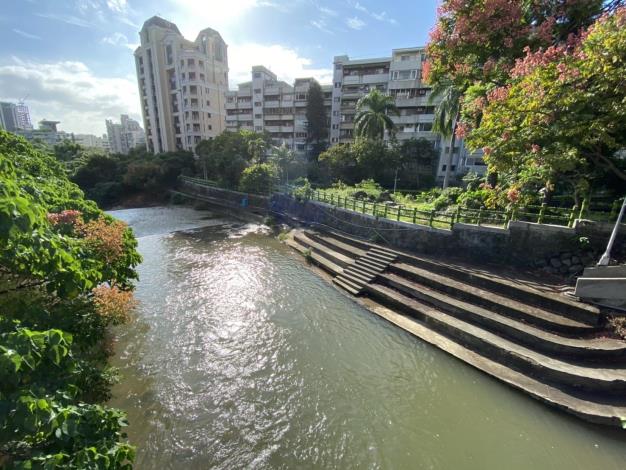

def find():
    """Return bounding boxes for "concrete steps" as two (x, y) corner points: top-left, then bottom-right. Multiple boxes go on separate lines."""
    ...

(379, 272), (626, 362)
(286, 228), (626, 426)
(322, 230), (601, 325)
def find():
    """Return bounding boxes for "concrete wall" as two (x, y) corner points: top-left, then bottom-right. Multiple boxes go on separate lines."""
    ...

(177, 181), (624, 268)
(270, 194), (624, 268)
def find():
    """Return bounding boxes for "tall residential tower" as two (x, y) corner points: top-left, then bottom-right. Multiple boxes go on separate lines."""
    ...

(134, 16), (229, 153)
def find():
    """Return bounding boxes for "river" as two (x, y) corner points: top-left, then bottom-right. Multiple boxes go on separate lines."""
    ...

(109, 206), (626, 469)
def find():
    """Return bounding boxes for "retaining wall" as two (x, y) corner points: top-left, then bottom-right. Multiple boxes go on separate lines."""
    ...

(270, 194), (624, 267)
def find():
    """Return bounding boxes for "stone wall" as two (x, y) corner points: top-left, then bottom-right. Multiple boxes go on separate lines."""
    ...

(176, 181), (624, 271)
(179, 179), (269, 210)
(270, 194), (624, 269)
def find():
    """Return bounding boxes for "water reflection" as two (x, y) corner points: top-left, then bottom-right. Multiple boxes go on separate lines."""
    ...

(109, 207), (626, 470)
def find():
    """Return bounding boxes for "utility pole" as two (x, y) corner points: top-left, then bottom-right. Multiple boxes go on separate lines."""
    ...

(598, 197), (626, 266)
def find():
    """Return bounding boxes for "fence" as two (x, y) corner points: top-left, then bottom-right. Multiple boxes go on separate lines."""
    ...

(304, 189), (624, 231)
(180, 176), (623, 231)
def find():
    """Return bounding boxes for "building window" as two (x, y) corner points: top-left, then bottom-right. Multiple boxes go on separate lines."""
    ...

(255, 126), (263, 131)
(199, 60), (204, 67)
(334, 82), (341, 88)
(255, 114), (262, 118)
(187, 58), (195, 66)
(254, 88), (261, 94)
(254, 72), (261, 78)
(189, 72), (196, 80)
(208, 124), (212, 130)
(254, 101), (262, 106)
(206, 100), (210, 106)
(166, 44), (173, 64)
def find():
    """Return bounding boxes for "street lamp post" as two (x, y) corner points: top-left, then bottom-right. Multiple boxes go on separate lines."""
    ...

(598, 197), (626, 266)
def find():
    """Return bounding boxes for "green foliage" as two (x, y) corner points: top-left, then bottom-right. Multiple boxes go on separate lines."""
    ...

(238, 163), (278, 195)
(196, 130), (269, 188)
(0, 130), (139, 467)
(293, 178), (312, 202)
(432, 187), (464, 211)
(468, 7), (626, 195)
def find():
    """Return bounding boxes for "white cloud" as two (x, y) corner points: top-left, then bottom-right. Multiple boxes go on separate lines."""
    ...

(346, 17), (365, 30)
(351, 2), (396, 25)
(310, 19), (333, 34)
(101, 32), (138, 50)
(171, 0), (282, 38)
(106, 0), (128, 12)
(228, 44), (332, 87)
(0, 58), (141, 135)
(36, 12), (94, 28)
(319, 6), (337, 16)
(13, 29), (41, 40)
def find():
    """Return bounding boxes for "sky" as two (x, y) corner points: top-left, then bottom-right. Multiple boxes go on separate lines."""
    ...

(0, 0), (440, 135)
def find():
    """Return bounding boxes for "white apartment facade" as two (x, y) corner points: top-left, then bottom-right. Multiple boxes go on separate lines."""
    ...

(330, 47), (486, 180)
(105, 114), (146, 154)
(134, 16), (229, 154)
(74, 133), (109, 151)
(226, 66), (332, 158)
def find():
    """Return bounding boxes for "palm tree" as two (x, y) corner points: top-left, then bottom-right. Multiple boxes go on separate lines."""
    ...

(247, 138), (267, 163)
(429, 81), (463, 189)
(354, 89), (399, 141)
(270, 142), (295, 184)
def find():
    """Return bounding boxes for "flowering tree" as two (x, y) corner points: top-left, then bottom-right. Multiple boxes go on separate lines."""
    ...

(467, 7), (626, 197)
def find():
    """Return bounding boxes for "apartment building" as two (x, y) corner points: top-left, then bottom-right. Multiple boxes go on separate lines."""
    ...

(15, 120), (73, 146)
(106, 114), (146, 154)
(330, 47), (485, 180)
(134, 16), (228, 153)
(1, 101), (33, 132)
(226, 66), (332, 158)
(74, 134), (109, 151)
(0, 102), (18, 132)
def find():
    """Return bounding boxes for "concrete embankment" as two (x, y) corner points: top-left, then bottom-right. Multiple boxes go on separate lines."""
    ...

(288, 228), (626, 428)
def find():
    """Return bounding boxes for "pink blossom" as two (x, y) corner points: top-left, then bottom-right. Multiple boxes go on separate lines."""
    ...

(501, 131), (510, 141)
(47, 209), (82, 226)
(531, 144), (541, 153)
(455, 122), (469, 139)
(483, 146), (493, 156)
(487, 86), (510, 103)
(507, 188), (520, 203)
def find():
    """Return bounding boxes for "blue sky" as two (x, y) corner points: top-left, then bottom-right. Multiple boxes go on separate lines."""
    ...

(0, 0), (440, 135)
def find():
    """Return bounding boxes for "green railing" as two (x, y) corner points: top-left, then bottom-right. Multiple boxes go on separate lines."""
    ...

(303, 189), (624, 231)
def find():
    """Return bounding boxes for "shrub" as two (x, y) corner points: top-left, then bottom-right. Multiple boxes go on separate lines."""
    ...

(239, 163), (278, 195)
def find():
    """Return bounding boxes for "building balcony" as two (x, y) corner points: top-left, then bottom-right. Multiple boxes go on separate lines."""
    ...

(343, 75), (361, 85)
(395, 130), (437, 141)
(362, 73), (389, 84)
(237, 113), (253, 120)
(264, 86), (280, 95)
(264, 100), (280, 107)
(265, 126), (280, 133)
(395, 96), (430, 107)
(340, 122), (354, 129)
(388, 79), (422, 90)
(264, 114), (280, 120)
(280, 126), (294, 133)
(341, 91), (362, 99)
(390, 58), (421, 70)
(225, 102), (237, 110)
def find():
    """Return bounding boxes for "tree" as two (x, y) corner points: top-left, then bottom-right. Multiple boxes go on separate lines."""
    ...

(354, 89), (399, 140)
(397, 138), (439, 188)
(306, 80), (328, 161)
(195, 131), (263, 188)
(318, 144), (360, 184)
(429, 81), (463, 188)
(247, 137), (268, 163)
(0, 130), (140, 467)
(270, 142), (295, 184)
(238, 163), (278, 195)
(466, 7), (626, 197)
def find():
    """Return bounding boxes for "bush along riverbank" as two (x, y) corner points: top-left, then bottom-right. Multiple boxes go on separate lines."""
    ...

(0, 130), (142, 468)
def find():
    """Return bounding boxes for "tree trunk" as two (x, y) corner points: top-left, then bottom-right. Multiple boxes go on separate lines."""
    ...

(442, 113), (459, 189)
